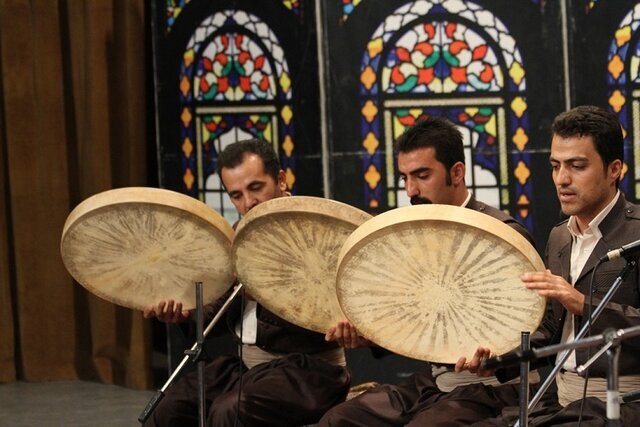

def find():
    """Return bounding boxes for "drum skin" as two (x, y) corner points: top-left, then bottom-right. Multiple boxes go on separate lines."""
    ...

(60, 187), (235, 310)
(336, 204), (546, 364)
(232, 196), (372, 333)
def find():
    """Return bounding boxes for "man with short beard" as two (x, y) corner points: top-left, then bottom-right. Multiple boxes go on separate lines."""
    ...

(143, 139), (350, 427)
(321, 117), (534, 426)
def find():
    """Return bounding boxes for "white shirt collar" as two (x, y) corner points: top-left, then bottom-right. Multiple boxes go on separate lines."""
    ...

(460, 190), (472, 208)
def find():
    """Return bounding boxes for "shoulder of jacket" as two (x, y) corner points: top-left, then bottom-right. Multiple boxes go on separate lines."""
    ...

(552, 217), (569, 228)
(623, 201), (640, 220)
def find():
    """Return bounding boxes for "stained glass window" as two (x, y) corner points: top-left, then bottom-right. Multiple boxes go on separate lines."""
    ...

(166, 0), (191, 32)
(179, 10), (296, 221)
(360, 0), (533, 230)
(282, 0), (302, 17)
(341, 0), (364, 23)
(607, 3), (640, 197)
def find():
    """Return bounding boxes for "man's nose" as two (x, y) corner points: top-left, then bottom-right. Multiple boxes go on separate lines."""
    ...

(555, 166), (571, 185)
(404, 178), (418, 197)
(244, 194), (258, 211)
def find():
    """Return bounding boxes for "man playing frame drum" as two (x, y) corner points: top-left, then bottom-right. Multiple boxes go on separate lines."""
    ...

(322, 107), (640, 426)
(320, 116), (536, 425)
(143, 139), (350, 426)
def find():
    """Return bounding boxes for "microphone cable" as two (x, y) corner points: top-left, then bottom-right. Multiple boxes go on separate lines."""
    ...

(576, 260), (601, 427)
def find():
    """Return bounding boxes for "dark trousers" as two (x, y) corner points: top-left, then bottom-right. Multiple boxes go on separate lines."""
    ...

(144, 353), (350, 427)
(319, 372), (640, 426)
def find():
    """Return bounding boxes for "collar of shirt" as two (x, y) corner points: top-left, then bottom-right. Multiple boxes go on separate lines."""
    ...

(566, 190), (620, 240)
(460, 190), (472, 208)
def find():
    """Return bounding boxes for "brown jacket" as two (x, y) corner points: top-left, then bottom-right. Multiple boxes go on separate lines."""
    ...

(533, 193), (640, 377)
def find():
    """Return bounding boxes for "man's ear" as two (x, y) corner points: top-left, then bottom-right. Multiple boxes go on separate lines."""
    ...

(451, 161), (466, 186)
(609, 159), (623, 183)
(278, 169), (287, 192)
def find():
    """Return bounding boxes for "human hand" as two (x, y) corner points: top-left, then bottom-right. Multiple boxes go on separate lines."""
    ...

(455, 345), (496, 377)
(522, 269), (584, 315)
(143, 299), (191, 323)
(325, 320), (373, 349)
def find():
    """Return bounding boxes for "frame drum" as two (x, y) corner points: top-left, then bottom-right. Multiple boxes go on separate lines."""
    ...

(232, 196), (372, 333)
(337, 204), (546, 363)
(60, 187), (235, 310)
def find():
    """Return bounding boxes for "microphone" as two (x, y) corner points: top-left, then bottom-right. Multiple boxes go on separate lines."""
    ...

(600, 239), (640, 262)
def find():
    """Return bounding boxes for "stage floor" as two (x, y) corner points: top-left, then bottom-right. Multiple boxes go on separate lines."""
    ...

(0, 380), (155, 426)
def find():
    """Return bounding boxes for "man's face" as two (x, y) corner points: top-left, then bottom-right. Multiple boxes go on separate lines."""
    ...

(220, 153), (286, 216)
(397, 147), (459, 205)
(550, 134), (621, 230)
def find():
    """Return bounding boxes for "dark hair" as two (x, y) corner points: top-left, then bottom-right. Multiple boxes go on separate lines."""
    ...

(216, 138), (280, 181)
(394, 116), (465, 171)
(551, 105), (624, 167)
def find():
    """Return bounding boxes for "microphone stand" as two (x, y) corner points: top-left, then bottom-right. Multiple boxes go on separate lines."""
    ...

(184, 282), (206, 427)
(575, 328), (622, 426)
(519, 332), (530, 427)
(506, 259), (637, 427)
(497, 326), (640, 426)
(138, 282), (244, 424)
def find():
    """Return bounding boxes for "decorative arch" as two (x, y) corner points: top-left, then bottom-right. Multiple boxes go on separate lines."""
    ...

(167, 1), (301, 32)
(360, 0), (533, 230)
(606, 3), (640, 198)
(341, 0), (546, 23)
(178, 10), (296, 221)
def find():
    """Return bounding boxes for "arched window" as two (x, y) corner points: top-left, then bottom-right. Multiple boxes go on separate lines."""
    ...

(360, 0), (533, 230)
(178, 10), (295, 223)
(606, 3), (640, 199)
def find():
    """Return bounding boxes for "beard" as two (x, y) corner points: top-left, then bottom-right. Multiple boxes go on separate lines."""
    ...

(410, 196), (432, 205)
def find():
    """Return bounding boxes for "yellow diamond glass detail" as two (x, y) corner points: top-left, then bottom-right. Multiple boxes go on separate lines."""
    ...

(362, 132), (379, 155)
(365, 164), (381, 190)
(514, 160), (530, 186)
(513, 127), (529, 152)
(511, 97), (527, 118)
(362, 100), (378, 123)
(609, 90), (625, 113)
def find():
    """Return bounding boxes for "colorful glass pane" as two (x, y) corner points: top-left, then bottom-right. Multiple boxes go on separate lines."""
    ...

(607, 3), (640, 197)
(360, 0), (532, 229)
(179, 10), (296, 199)
(341, 0), (364, 23)
(194, 33), (277, 101)
(381, 21), (503, 94)
(166, 0), (191, 32)
(282, 0), (302, 16)
(362, 1), (526, 95)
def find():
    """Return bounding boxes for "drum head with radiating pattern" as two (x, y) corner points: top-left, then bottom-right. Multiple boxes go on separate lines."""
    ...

(337, 204), (546, 363)
(232, 196), (372, 333)
(60, 187), (235, 310)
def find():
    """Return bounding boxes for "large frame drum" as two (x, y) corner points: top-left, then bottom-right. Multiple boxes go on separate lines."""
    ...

(61, 187), (235, 310)
(336, 204), (546, 363)
(232, 196), (372, 333)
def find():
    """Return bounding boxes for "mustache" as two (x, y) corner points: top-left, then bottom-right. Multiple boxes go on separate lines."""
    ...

(410, 197), (432, 205)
